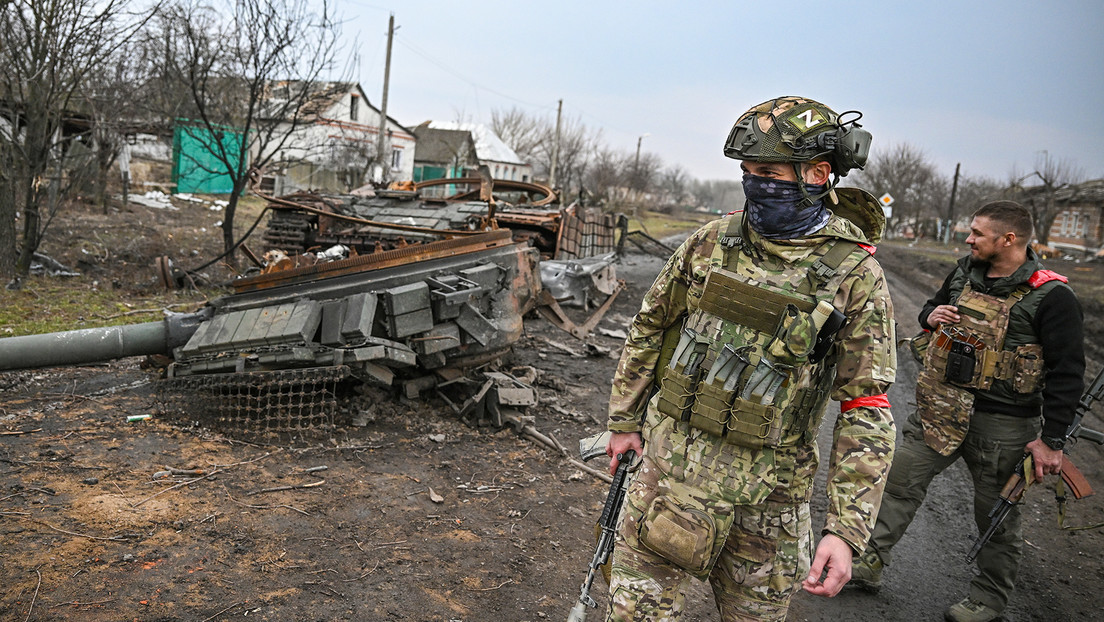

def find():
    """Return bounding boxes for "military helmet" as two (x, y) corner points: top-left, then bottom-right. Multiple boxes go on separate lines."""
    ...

(723, 96), (872, 177)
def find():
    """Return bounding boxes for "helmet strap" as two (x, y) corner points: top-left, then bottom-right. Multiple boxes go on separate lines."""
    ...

(792, 163), (838, 207)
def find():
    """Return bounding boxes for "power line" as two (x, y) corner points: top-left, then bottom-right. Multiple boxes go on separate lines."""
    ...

(391, 35), (639, 142)
(394, 36), (556, 112)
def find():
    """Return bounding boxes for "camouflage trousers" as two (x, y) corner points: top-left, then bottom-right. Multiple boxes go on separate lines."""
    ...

(606, 493), (812, 621)
(866, 408), (1040, 612)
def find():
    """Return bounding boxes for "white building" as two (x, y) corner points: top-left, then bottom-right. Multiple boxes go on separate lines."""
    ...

(260, 81), (415, 194)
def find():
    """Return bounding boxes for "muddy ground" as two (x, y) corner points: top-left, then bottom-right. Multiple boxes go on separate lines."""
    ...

(2, 200), (1103, 621)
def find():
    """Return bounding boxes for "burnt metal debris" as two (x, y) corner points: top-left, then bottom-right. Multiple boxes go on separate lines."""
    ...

(0, 175), (635, 437)
(262, 177), (622, 261)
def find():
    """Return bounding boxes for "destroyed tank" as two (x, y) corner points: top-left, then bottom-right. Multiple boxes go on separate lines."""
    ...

(0, 171), (636, 434)
(0, 228), (541, 434)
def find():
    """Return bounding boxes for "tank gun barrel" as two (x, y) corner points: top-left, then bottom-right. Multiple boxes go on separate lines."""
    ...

(0, 309), (211, 371)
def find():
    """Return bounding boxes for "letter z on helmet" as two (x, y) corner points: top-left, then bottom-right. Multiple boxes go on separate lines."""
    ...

(723, 96), (872, 177)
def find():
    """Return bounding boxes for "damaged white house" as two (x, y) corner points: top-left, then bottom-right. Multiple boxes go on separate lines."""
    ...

(258, 81), (416, 194)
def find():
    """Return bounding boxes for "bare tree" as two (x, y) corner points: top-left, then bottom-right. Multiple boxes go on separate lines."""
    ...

(490, 107), (545, 164)
(0, 0), (152, 285)
(582, 148), (629, 206)
(156, 0), (338, 266)
(629, 151), (663, 197)
(656, 165), (690, 211)
(849, 143), (942, 239)
(942, 174), (1003, 240)
(490, 106), (600, 199)
(1004, 152), (1085, 246)
(84, 43), (152, 212)
(546, 115), (599, 197)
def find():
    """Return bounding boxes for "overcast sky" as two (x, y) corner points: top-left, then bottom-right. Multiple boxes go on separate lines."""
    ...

(334, 0), (1104, 185)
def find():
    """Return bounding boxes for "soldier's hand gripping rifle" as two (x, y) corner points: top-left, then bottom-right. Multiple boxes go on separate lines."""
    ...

(567, 448), (636, 622)
(967, 367), (1104, 563)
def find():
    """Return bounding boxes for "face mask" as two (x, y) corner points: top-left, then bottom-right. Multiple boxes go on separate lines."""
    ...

(742, 174), (829, 239)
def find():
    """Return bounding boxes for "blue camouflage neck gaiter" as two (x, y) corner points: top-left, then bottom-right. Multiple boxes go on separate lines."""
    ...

(741, 173), (829, 239)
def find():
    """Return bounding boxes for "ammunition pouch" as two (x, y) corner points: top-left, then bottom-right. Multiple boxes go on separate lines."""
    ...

(724, 397), (782, 448)
(687, 381), (737, 437)
(925, 325), (1044, 396)
(656, 364), (700, 422)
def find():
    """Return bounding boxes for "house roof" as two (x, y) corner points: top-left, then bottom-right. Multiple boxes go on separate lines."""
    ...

(1058, 179), (1104, 203)
(1019, 178), (1104, 204)
(412, 123), (477, 164)
(264, 80), (413, 134)
(296, 80), (357, 118)
(425, 121), (526, 166)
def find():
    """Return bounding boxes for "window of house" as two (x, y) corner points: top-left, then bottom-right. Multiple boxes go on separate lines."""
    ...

(350, 94), (359, 121)
(391, 148), (402, 171)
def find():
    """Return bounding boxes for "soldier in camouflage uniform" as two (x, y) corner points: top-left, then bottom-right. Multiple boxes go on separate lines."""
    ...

(603, 96), (897, 621)
(850, 201), (1085, 622)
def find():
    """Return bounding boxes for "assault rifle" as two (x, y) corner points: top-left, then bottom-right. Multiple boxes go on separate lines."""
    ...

(567, 448), (636, 622)
(967, 367), (1104, 562)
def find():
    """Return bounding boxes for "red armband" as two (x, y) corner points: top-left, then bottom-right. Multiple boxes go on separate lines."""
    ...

(840, 394), (891, 412)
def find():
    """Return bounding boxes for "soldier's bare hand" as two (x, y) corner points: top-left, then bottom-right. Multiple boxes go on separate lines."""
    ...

(927, 304), (961, 327)
(802, 534), (852, 597)
(606, 432), (643, 475)
(1025, 438), (1064, 479)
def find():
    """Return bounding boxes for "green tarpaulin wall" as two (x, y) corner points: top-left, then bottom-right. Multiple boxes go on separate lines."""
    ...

(172, 123), (246, 194)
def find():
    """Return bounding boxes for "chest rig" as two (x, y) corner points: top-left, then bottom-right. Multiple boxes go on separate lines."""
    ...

(917, 281), (1046, 455)
(653, 215), (869, 449)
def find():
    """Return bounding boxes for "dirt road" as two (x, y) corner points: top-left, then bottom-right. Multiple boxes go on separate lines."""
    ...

(1, 241), (1101, 621)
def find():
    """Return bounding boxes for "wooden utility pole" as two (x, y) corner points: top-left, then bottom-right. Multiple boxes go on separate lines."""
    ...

(376, 13), (395, 183)
(549, 99), (562, 190)
(945, 162), (960, 244)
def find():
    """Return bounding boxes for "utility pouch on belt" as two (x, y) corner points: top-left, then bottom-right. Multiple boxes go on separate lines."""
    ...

(638, 494), (731, 576)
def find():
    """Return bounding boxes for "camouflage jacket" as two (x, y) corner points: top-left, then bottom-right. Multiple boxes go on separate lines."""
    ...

(608, 213), (897, 551)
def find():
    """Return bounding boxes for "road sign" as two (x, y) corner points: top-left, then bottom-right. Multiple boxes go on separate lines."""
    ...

(879, 193), (894, 206)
